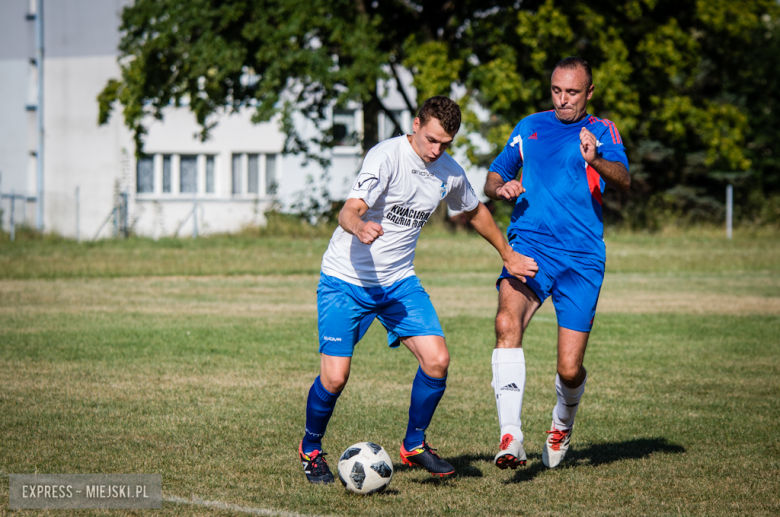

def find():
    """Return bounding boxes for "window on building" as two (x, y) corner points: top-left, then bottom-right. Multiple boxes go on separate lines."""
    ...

(162, 155), (172, 193)
(180, 155), (197, 193)
(136, 155), (154, 193)
(232, 153), (242, 194)
(333, 109), (358, 146)
(247, 154), (259, 194)
(206, 155), (215, 193)
(266, 154), (278, 195)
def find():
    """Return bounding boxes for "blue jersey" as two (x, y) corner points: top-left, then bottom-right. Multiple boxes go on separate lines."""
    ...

(489, 111), (629, 263)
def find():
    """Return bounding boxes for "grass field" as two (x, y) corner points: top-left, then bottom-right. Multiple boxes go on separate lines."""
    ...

(1, 229), (779, 516)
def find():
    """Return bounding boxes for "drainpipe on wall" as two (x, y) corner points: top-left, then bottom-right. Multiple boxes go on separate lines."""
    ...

(35, 0), (44, 231)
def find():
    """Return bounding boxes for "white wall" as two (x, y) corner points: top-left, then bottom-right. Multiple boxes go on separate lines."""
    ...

(0, 59), (34, 232)
(0, 0), (36, 229)
(43, 55), (130, 237)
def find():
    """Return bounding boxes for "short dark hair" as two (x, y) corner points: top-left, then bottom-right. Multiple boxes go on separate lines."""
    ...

(417, 96), (461, 135)
(553, 57), (592, 86)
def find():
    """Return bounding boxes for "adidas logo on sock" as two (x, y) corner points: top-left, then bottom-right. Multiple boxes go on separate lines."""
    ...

(500, 383), (522, 392)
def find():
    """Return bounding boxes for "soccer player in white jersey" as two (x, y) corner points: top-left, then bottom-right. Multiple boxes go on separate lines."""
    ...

(299, 96), (538, 483)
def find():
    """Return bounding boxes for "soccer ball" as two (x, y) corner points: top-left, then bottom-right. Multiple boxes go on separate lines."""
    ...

(337, 442), (393, 495)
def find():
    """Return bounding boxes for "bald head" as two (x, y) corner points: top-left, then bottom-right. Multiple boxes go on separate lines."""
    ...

(552, 57), (592, 87)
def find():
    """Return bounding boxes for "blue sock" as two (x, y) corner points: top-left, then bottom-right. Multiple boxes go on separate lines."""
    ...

(301, 376), (341, 455)
(403, 367), (447, 451)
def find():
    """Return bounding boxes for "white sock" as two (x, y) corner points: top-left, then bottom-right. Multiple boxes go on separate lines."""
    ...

(491, 348), (525, 443)
(552, 372), (587, 430)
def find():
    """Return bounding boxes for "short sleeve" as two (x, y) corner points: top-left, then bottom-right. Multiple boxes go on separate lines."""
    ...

(444, 175), (480, 213)
(488, 122), (524, 182)
(347, 148), (391, 208)
(596, 121), (629, 172)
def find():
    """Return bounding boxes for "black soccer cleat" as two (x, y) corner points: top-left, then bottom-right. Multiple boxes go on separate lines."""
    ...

(400, 440), (455, 477)
(299, 441), (335, 484)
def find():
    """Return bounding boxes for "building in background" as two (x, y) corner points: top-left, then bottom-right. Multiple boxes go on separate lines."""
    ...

(0, 0), (482, 239)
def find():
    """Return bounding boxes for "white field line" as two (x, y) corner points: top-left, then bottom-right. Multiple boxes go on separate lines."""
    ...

(164, 494), (337, 517)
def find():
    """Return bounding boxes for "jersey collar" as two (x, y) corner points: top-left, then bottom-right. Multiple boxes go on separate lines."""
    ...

(550, 111), (592, 128)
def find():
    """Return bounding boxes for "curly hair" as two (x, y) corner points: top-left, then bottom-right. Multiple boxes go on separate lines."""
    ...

(417, 96), (461, 135)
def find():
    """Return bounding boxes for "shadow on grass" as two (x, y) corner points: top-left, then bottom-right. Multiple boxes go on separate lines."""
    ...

(507, 437), (685, 484)
(374, 488), (399, 496)
(398, 453), (494, 484)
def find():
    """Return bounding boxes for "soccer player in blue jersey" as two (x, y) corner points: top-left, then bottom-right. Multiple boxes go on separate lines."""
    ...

(298, 96), (539, 484)
(485, 57), (630, 469)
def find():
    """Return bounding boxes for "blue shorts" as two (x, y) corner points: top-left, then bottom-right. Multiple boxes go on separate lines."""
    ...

(497, 235), (605, 332)
(317, 274), (444, 357)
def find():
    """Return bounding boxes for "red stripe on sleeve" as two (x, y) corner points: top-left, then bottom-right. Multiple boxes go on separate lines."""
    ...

(590, 116), (623, 145)
(611, 122), (622, 144)
(603, 120), (617, 145)
(586, 164), (603, 206)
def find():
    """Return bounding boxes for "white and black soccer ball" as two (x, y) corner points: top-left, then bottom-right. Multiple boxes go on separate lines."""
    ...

(337, 442), (393, 495)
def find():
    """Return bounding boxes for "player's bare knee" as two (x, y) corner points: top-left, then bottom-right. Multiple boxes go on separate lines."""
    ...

(436, 350), (450, 373)
(327, 377), (348, 393)
(495, 310), (521, 344)
(322, 372), (349, 393)
(423, 351), (449, 378)
(557, 364), (584, 387)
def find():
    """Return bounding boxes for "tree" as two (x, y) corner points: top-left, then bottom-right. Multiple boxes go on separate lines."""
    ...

(99, 0), (420, 166)
(100, 0), (780, 226)
(433, 0), (780, 226)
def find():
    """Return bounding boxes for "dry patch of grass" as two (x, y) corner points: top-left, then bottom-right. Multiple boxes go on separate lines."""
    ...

(426, 271), (780, 317)
(0, 361), (272, 394)
(0, 275), (318, 318)
(2, 272), (778, 323)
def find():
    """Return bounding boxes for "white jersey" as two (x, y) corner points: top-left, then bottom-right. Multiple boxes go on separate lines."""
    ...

(321, 135), (480, 287)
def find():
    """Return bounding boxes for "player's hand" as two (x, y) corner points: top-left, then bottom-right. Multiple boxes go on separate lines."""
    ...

(580, 127), (599, 164)
(495, 180), (525, 201)
(502, 250), (538, 283)
(355, 221), (384, 245)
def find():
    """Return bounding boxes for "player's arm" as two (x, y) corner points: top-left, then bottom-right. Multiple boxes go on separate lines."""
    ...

(580, 127), (630, 191)
(338, 198), (384, 245)
(464, 202), (538, 282)
(484, 172), (526, 201)
(485, 124), (525, 201)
